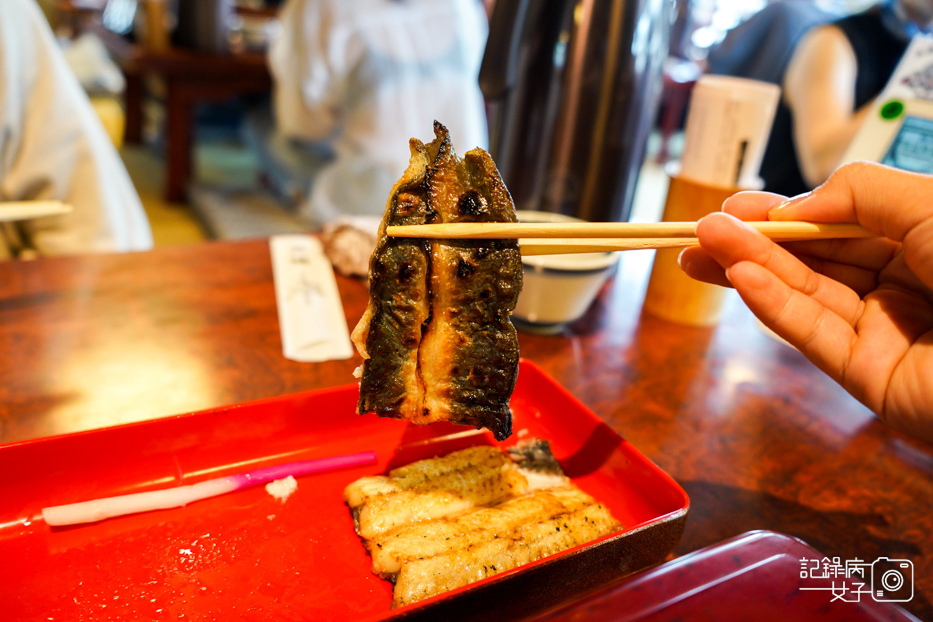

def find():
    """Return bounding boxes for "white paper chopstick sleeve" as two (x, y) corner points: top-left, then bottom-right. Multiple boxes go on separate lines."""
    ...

(270, 234), (353, 362)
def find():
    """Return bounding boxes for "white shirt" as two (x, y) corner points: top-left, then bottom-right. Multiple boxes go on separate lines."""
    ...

(0, 0), (153, 257)
(268, 0), (489, 226)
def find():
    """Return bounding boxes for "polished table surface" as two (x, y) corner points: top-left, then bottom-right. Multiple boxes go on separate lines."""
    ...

(1, 239), (930, 619)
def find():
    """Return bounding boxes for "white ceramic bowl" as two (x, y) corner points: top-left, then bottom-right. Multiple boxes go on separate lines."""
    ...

(512, 210), (619, 334)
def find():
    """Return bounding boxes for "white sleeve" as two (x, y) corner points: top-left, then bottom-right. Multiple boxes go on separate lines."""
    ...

(0, 0), (153, 256)
(268, 0), (341, 141)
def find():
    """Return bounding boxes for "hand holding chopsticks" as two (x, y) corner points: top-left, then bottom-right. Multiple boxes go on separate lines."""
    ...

(385, 221), (877, 256)
(677, 162), (933, 444)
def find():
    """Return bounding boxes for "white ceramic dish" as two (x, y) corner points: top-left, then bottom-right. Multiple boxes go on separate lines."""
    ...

(513, 210), (619, 334)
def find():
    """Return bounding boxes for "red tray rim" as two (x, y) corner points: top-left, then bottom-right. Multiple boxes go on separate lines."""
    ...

(0, 358), (691, 620)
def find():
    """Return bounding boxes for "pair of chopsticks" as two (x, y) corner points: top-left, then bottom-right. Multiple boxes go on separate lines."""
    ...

(0, 201), (72, 222)
(385, 222), (877, 256)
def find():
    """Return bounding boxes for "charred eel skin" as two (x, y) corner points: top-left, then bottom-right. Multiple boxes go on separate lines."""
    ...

(352, 121), (522, 440)
(355, 144), (435, 420)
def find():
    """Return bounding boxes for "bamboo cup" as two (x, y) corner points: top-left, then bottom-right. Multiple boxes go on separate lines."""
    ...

(141, 0), (171, 51)
(642, 175), (738, 326)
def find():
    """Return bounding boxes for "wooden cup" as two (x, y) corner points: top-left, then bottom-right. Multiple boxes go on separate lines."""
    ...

(642, 175), (738, 326)
(141, 0), (170, 51)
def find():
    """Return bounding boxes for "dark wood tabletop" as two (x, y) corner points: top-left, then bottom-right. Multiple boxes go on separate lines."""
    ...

(1, 239), (930, 619)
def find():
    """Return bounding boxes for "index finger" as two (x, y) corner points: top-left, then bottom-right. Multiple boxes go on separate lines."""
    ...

(720, 190), (788, 221)
(767, 161), (933, 241)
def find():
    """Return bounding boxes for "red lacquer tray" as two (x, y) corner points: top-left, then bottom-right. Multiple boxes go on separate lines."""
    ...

(528, 530), (920, 621)
(0, 360), (688, 621)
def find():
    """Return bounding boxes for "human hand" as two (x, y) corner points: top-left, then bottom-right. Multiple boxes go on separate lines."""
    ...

(679, 162), (933, 443)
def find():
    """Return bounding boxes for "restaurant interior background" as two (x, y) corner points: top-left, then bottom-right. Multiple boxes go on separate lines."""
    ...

(5, 2), (933, 620)
(41, 0), (877, 249)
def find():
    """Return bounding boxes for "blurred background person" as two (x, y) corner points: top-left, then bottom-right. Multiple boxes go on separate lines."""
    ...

(709, 0), (933, 197)
(266, 0), (490, 227)
(0, 0), (153, 258)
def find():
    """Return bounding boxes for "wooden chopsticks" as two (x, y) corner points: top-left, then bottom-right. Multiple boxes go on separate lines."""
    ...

(386, 221), (875, 239)
(517, 238), (700, 256)
(385, 221), (877, 256)
(0, 201), (73, 222)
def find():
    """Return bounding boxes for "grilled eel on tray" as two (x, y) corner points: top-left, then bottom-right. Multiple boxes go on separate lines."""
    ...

(344, 439), (621, 608)
(351, 122), (522, 440)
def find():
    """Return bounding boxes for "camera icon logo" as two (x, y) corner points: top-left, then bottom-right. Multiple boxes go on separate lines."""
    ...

(871, 558), (914, 602)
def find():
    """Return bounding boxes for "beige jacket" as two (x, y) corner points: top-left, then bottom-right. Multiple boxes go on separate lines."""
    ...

(0, 0), (152, 257)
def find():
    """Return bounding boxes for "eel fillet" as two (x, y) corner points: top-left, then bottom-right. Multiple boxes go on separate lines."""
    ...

(351, 121), (522, 441)
(344, 439), (621, 608)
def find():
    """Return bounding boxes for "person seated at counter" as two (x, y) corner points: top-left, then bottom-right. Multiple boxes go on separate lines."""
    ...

(265, 0), (490, 228)
(708, 0), (933, 197)
(680, 161), (933, 445)
(0, 0), (153, 258)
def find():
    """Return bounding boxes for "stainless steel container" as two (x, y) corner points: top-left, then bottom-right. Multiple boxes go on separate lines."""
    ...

(480, 0), (672, 222)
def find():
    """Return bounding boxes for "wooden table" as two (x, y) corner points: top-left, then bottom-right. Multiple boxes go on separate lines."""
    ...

(1, 240), (930, 619)
(89, 22), (272, 202)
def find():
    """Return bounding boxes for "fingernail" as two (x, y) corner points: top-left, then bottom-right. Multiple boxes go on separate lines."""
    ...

(677, 248), (688, 269)
(768, 192), (810, 219)
(724, 266), (734, 284)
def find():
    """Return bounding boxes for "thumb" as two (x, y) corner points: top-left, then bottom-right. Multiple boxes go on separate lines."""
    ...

(767, 161), (933, 242)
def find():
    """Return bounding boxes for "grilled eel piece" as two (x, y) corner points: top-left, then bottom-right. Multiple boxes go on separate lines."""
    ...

(344, 440), (621, 608)
(345, 446), (534, 541)
(392, 500), (619, 608)
(351, 122), (522, 441)
(369, 488), (596, 576)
